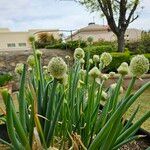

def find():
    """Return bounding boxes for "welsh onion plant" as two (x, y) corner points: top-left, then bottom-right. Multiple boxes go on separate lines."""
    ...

(0, 41), (150, 150)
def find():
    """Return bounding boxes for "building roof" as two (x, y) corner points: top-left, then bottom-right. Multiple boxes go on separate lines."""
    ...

(79, 23), (110, 32)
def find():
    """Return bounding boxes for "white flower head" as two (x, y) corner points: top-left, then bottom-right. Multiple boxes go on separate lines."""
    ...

(109, 72), (116, 77)
(100, 52), (112, 67)
(117, 62), (129, 76)
(89, 59), (93, 64)
(74, 48), (85, 60)
(130, 55), (149, 77)
(110, 83), (124, 94)
(48, 57), (67, 79)
(15, 63), (24, 75)
(36, 50), (42, 57)
(89, 67), (101, 79)
(80, 58), (85, 64)
(101, 74), (109, 80)
(93, 55), (100, 63)
(27, 55), (35, 67)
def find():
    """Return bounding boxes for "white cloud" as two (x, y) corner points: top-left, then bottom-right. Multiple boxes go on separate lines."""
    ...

(0, 0), (149, 31)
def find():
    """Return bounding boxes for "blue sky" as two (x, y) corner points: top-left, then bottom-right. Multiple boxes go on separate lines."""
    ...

(0, 0), (149, 31)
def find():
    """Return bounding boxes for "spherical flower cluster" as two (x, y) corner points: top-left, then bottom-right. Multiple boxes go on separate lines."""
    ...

(74, 48), (85, 60)
(15, 63), (24, 75)
(117, 62), (129, 76)
(36, 50), (42, 58)
(93, 55), (100, 63)
(48, 57), (67, 79)
(27, 55), (35, 67)
(100, 52), (112, 67)
(80, 58), (85, 64)
(110, 83), (123, 94)
(109, 72), (116, 77)
(101, 74), (109, 80)
(89, 59), (93, 64)
(130, 55), (149, 77)
(89, 67), (101, 79)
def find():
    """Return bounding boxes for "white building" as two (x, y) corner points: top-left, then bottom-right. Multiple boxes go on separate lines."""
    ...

(0, 28), (60, 51)
(66, 23), (142, 42)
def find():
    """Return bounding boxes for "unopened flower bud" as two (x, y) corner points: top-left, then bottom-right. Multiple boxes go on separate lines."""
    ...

(101, 74), (109, 80)
(89, 67), (101, 79)
(27, 55), (35, 67)
(15, 63), (24, 75)
(80, 58), (85, 64)
(74, 48), (85, 60)
(110, 83), (123, 94)
(93, 55), (100, 63)
(109, 72), (116, 77)
(101, 91), (108, 100)
(89, 59), (93, 64)
(117, 62), (129, 76)
(36, 50), (42, 58)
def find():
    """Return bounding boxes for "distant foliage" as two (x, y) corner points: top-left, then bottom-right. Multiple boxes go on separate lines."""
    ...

(106, 52), (131, 72)
(46, 40), (87, 50)
(0, 72), (13, 87)
(35, 33), (60, 48)
(84, 45), (115, 56)
(126, 31), (150, 54)
(139, 32), (150, 53)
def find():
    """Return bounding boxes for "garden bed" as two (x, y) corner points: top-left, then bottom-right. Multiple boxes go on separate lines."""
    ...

(0, 115), (150, 150)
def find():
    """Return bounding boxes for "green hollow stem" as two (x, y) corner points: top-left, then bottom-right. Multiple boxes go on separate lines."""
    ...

(44, 79), (58, 141)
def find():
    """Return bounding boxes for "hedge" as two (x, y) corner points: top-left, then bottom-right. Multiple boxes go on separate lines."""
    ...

(86, 52), (150, 73)
(105, 52), (131, 72)
(84, 45), (115, 56)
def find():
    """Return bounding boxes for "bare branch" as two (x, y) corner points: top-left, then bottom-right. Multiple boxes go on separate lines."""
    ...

(126, 0), (139, 25)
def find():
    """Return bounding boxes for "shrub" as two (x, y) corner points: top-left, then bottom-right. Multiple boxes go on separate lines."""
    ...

(125, 32), (150, 54)
(0, 72), (13, 87)
(84, 45), (115, 56)
(105, 52), (131, 72)
(46, 40), (87, 50)
(139, 32), (150, 53)
(35, 33), (60, 49)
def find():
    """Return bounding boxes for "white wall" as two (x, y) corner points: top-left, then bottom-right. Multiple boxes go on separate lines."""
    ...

(0, 32), (31, 51)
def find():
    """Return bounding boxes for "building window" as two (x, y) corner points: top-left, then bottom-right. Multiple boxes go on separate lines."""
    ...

(18, 43), (26, 47)
(7, 43), (16, 47)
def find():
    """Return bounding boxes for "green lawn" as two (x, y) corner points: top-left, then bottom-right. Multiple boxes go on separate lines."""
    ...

(125, 89), (150, 132)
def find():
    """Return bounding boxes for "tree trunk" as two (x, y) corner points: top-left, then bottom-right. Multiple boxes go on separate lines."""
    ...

(117, 32), (125, 52)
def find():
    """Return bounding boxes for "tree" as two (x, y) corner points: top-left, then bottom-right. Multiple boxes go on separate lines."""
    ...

(67, 0), (141, 52)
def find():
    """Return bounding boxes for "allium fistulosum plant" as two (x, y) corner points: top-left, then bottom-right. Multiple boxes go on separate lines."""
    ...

(0, 41), (150, 150)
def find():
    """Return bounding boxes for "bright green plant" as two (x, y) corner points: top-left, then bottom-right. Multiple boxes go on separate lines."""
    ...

(0, 42), (150, 149)
(0, 72), (13, 87)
